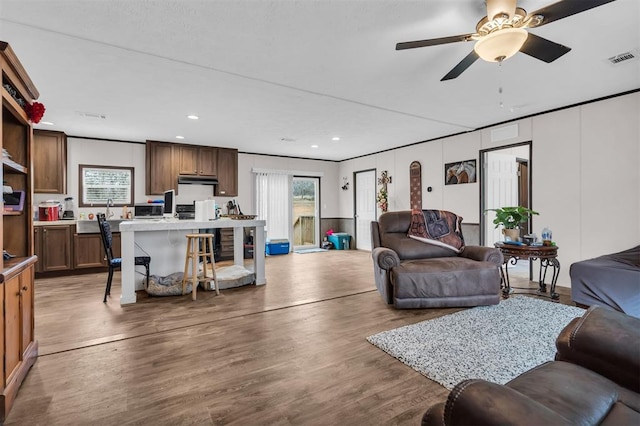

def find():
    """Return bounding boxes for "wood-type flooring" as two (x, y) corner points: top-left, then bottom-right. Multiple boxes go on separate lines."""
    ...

(5, 250), (572, 425)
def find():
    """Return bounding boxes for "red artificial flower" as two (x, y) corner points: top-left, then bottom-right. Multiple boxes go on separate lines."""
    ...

(25, 101), (46, 123)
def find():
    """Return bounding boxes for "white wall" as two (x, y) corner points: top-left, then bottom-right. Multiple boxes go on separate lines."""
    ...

(338, 133), (480, 223)
(237, 153), (339, 218)
(34, 138), (147, 218)
(338, 92), (640, 287)
(34, 139), (340, 220)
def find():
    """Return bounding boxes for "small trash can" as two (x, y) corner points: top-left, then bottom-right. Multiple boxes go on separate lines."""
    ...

(327, 233), (350, 250)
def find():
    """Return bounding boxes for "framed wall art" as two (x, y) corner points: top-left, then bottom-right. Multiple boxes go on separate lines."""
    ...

(444, 160), (476, 185)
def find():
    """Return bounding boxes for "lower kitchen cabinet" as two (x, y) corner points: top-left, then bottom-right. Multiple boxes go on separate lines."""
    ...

(74, 233), (105, 269)
(71, 231), (120, 271)
(35, 225), (73, 272)
(35, 224), (120, 275)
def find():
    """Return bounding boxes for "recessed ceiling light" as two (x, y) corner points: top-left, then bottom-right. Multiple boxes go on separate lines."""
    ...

(40, 121), (55, 125)
(187, 115), (199, 120)
(176, 135), (185, 139)
(311, 145), (319, 148)
(332, 137), (340, 141)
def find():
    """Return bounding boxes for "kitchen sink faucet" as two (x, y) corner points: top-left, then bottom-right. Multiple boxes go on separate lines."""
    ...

(106, 198), (114, 219)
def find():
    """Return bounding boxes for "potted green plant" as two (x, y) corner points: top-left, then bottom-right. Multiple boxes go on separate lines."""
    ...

(485, 206), (539, 241)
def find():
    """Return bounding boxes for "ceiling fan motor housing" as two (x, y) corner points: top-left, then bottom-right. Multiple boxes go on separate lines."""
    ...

(486, 0), (517, 21)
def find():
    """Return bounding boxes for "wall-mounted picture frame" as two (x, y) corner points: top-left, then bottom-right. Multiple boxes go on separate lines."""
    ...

(79, 164), (135, 207)
(445, 159), (476, 185)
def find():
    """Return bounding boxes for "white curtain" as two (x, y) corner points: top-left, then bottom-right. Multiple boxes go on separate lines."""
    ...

(255, 172), (292, 242)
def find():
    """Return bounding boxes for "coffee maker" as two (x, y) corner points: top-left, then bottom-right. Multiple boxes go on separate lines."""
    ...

(62, 196), (75, 219)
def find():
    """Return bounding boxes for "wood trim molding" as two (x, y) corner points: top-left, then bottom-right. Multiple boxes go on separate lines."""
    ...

(0, 41), (40, 100)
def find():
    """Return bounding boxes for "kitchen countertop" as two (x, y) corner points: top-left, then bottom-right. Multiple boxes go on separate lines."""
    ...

(119, 217), (265, 232)
(34, 220), (77, 226)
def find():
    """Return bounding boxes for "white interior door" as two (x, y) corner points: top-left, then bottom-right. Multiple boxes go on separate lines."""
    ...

(355, 170), (376, 251)
(484, 152), (519, 245)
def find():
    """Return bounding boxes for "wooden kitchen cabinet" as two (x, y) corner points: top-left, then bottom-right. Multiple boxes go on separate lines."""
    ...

(39, 225), (73, 272)
(33, 130), (67, 194)
(178, 145), (217, 176)
(146, 140), (177, 195)
(216, 148), (238, 197)
(74, 233), (105, 269)
(73, 231), (120, 269)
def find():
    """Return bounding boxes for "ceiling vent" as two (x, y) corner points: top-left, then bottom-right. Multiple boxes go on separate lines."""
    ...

(77, 111), (107, 119)
(607, 50), (638, 65)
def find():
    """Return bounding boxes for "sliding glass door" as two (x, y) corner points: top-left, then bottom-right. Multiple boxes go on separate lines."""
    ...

(292, 177), (319, 249)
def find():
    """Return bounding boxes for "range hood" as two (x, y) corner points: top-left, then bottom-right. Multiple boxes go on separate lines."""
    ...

(177, 175), (219, 185)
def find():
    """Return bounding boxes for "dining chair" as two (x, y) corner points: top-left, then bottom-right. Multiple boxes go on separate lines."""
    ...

(97, 213), (151, 302)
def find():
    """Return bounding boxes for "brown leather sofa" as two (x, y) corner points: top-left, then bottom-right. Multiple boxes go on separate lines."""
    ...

(371, 210), (503, 309)
(422, 306), (640, 425)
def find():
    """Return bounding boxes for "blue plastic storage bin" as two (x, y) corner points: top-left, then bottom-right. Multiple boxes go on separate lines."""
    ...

(266, 239), (290, 255)
(327, 233), (350, 250)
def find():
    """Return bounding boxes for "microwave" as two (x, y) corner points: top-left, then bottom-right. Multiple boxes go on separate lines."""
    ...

(134, 203), (164, 219)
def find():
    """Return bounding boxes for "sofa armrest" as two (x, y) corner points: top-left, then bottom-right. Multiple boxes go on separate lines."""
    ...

(422, 379), (568, 426)
(555, 306), (640, 392)
(371, 247), (400, 271)
(460, 245), (503, 267)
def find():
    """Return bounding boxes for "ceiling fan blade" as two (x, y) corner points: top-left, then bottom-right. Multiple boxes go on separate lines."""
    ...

(441, 50), (479, 81)
(519, 33), (571, 63)
(529, 0), (617, 27)
(396, 34), (474, 50)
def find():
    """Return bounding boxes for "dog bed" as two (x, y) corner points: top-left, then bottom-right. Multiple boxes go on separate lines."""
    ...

(146, 272), (192, 296)
(146, 265), (255, 296)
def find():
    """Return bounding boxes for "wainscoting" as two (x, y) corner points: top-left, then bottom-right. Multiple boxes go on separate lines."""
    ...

(320, 218), (479, 249)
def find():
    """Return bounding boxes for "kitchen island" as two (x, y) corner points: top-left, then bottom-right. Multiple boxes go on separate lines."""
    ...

(119, 218), (266, 305)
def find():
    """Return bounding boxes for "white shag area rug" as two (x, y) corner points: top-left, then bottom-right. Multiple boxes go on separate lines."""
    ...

(367, 296), (585, 389)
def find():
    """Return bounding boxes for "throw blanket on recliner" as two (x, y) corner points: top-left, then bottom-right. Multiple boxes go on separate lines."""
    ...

(407, 209), (465, 253)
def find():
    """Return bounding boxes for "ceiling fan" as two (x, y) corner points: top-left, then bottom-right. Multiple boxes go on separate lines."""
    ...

(396, 0), (617, 81)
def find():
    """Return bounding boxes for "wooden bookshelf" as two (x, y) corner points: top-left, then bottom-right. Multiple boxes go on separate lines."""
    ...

(0, 40), (39, 422)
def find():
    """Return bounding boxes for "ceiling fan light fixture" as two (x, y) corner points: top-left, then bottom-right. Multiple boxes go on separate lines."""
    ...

(474, 28), (528, 62)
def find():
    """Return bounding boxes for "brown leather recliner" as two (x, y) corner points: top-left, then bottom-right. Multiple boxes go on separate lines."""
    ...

(422, 306), (640, 425)
(371, 210), (503, 309)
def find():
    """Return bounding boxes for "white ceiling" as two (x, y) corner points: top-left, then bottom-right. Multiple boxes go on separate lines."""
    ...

(1, 0), (638, 161)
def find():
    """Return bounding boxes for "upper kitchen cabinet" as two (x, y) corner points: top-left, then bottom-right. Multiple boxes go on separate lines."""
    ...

(33, 130), (66, 193)
(178, 145), (217, 177)
(146, 140), (177, 195)
(216, 148), (238, 197)
(145, 141), (237, 196)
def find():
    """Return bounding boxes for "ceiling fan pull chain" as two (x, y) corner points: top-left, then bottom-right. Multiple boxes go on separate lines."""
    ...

(498, 63), (504, 109)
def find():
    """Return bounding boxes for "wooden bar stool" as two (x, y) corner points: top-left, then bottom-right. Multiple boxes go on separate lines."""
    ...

(181, 233), (219, 300)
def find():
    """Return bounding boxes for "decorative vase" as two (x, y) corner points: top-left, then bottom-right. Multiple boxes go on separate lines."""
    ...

(502, 228), (520, 242)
